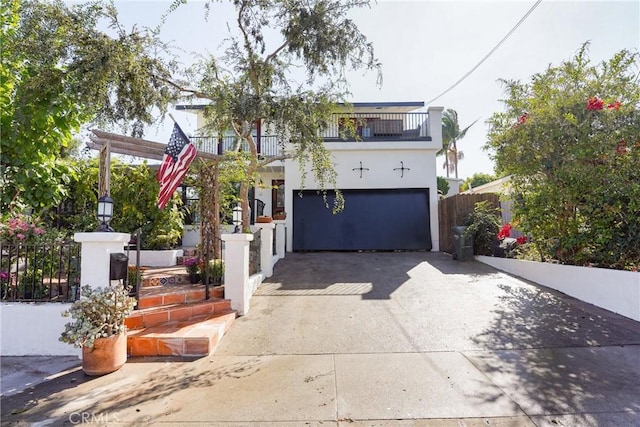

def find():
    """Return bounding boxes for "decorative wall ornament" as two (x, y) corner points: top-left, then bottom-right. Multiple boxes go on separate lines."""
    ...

(393, 161), (411, 178)
(352, 161), (370, 178)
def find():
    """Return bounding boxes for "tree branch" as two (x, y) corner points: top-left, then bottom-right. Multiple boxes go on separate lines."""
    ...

(258, 153), (292, 167)
(265, 41), (289, 64)
(158, 76), (212, 100)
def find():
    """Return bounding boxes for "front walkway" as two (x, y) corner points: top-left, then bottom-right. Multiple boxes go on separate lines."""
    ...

(2, 252), (639, 426)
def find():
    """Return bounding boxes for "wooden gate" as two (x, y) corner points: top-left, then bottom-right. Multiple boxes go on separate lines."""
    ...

(438, 193), (500, 254)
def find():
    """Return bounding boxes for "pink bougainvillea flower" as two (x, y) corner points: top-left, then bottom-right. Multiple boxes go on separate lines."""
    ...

(586, 96), (604, 111)
(0, 271), (8, 281)
(16, 234), (25, 240)
(34, 228), (45, 235)
(607, 101), (621, 110)
(516, 236), (527, 245)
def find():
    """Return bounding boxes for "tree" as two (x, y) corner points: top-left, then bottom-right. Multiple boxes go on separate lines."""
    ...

(165, 0), (381, 232)
(485, 43), (640, 270)
(1, 0), (177, 213)
(460, 173), (497, 192)
(439, 109), (477, 178)
(437, 177), (450, 197)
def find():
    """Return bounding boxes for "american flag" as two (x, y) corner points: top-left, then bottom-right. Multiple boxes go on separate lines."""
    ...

(157, 123), (197, 209)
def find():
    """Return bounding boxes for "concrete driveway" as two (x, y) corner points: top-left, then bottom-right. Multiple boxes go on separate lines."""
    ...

(2, 252), (639, 426)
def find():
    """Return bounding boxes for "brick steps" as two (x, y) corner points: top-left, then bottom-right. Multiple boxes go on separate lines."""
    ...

(126, 269), (235, 358)
(127, 311), (236, 357)
(126, 299), (231, 329)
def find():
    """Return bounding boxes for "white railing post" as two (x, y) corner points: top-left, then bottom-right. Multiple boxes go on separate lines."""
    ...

(221, 233), (254, 316)
(273, 220), (286, 260)
(254, 222), (275, 278)
(74, 232), (131, 289)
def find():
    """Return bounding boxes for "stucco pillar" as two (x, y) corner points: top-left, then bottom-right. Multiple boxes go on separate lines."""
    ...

(221, 233), (254, 315)
(254, 222), (275, 278)
(427, 106), (444, 252)
(74, 232), (130, 289)
(273, 220), (286, 260)
(427, 106), (444, 143)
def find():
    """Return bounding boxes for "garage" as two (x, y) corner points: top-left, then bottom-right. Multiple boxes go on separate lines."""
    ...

(292, 188), (432, 251)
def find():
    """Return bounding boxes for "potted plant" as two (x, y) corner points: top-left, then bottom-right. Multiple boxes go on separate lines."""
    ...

(184, 257), (200, 284)
(59, 283), (136, 376)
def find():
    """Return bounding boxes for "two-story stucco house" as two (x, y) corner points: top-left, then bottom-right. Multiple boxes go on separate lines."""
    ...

(177, 102), (443, 252)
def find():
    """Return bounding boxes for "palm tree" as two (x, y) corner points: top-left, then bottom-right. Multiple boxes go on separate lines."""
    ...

(439, 109), (478, 178)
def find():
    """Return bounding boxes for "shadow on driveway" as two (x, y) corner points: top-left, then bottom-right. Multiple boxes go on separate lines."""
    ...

(260, 251), (496, 300)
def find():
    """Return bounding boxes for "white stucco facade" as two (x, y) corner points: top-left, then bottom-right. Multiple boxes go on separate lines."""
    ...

(180, 102), (444, 252)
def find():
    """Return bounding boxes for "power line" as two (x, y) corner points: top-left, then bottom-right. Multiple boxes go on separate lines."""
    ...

(426, 0), (543, 105)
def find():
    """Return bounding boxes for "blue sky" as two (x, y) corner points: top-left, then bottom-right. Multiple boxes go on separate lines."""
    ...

(111, 0), (640, 180)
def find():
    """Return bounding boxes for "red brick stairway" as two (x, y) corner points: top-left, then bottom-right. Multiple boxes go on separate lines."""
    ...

(125, 269), (235, 358)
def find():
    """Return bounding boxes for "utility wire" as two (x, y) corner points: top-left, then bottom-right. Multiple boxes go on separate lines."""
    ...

(426, 0), (543, 105)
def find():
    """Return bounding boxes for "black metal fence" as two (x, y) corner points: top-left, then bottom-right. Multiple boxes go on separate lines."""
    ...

(0, 240), (81, 302)
(322, 112), (430, 141)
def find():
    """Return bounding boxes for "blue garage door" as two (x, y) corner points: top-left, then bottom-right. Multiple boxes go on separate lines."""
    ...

(293, 188), (432, 251)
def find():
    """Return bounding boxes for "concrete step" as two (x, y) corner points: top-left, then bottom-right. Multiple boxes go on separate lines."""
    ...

(127, 310), (236, 357)
(125, 299), (232, 330)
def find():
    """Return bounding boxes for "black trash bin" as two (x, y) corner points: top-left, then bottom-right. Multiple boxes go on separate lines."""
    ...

(109, 253), (129, 280)
(452, 226), (474, 261)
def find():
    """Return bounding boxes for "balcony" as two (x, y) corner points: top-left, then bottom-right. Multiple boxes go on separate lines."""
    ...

(322, 112), (430, 141)
(189, 112), (431, 157)
(190, 135), (281, 157)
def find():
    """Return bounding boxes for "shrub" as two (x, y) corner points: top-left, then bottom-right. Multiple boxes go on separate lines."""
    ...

(463, 201), (502, 256)
(485, 43), (640, 270)
(60, 284), (136, 349)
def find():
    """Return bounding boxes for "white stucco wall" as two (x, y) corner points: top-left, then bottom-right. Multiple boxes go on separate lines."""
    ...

(127, 249), (184, 267)
(1, 303), (81, 356)
(477, 256), (640, 322)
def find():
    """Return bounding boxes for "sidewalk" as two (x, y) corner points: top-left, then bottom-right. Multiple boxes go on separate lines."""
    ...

(1, 356), (80, 397)
(1, 252), (639, 426)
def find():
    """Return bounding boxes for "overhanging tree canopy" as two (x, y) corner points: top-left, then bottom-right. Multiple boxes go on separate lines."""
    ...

(1, 0), (178, 212)
(164, 0), (382, 231)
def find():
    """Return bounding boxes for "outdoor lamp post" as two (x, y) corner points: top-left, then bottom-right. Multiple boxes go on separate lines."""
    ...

(232, 204), (242, 233)
(96, 195), (114, 232)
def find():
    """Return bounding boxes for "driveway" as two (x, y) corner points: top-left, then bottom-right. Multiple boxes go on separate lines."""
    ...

(2, 252), (639, 426)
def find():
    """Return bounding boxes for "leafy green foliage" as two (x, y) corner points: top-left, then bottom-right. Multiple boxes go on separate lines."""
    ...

(437, 177), (450, 196)
(60, 283), (136, 349)
(462, 201), (502, 256)
(65, 159), (184, 249)
(1, 0), (178, 213)
(485, 43), (640, 270)
(460, 173), (497, 192)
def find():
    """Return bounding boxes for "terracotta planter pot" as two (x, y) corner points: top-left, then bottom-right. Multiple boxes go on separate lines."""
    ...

(82, 333), (127, 376)
(273, 212), (287, 220)
(256, 216), (273, 223)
